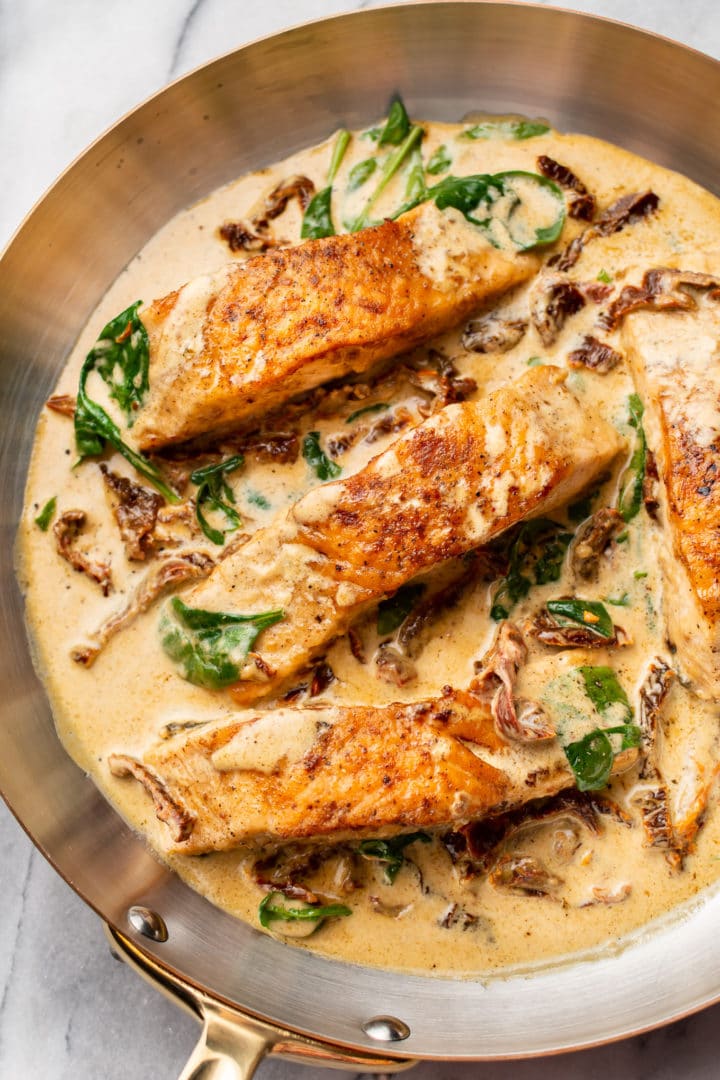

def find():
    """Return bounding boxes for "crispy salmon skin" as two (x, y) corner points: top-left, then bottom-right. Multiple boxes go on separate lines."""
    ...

(165, 365), (624, 703)
(132, 202), (539, 449)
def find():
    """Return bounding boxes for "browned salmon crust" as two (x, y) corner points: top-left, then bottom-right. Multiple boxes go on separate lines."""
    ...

(109, 687), (574, 854)
(176, 366), (624, 704)
(132, 204), (538, 449)
(622, 294), (720, 696)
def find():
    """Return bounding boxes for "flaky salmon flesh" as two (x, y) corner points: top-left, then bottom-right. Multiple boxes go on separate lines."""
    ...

(132, 202), (540, 449)
(622, 291), (720, 698)
(173, 365), (624, 703)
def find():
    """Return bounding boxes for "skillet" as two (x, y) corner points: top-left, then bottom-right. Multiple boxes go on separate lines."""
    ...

(3, 4), (720, 1076)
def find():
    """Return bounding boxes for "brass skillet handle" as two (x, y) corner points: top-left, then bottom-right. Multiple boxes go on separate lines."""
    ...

(176, 1002), (273, 1080)
(106, 925), (415, 1080)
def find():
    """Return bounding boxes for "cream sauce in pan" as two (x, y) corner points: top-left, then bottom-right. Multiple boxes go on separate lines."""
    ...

(17, 118), (720, 976)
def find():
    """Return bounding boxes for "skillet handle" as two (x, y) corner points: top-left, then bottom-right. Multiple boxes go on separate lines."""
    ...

(106, 925), (415, 1080)
(177, 1002), (271, 1080)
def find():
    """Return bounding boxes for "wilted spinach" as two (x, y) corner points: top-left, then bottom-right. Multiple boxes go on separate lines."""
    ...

(358, 832), (431, 883)
(490, 519), (573, 620)
(161, 597), (283, 689)
(617, 393), (646, 522)
(190, 455), (244, 545)
(302, 431), (342, 481)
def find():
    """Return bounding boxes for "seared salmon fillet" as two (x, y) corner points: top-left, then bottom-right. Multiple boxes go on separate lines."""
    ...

(167, 366), (624, 703)
(621, 284), (720, 697)
(109, 686), (575, 854)
(132, 203), (539, 449)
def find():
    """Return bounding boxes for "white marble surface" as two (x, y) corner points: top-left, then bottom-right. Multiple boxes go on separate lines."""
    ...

(3, 1), (720, 1077)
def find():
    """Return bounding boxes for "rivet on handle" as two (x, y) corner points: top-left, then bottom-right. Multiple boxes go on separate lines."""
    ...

(362, 1016), (411, 1043)
(127, 905), (168, 942)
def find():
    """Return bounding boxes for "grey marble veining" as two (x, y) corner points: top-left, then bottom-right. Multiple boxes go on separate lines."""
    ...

(3, 1), (720, 1077)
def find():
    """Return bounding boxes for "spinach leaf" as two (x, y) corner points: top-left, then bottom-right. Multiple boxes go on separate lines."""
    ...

(346, 402), (389, 423)
(347, 157), (377, 192)
(379, 98), (411, 146)
(564, 723), (641, 791)
(87, 301), (150, 425)
(190, 455), (244, 546)
(302, 431), (342, 481)
(358, 832), (431, 883)
(490, 519), (572, 620)
(74, 350), (180, 504)
(578, 665), (633, 723)
(404, 146), (427, 204)
(327, 129), (351, 183)
(161, 597), (283, 690)
(258, 893), (351, 928)
(546, 598), (614, 639)
(377, 583), (426, 636)
(617, 393), (646, 522)
(426, 144), (451, 175)
(301, 187), (335, 240)
(461, 119), (550, 141)
(301, 129), (351, 240)
(34, 496), (57, 531)
(395, 170), (565, 252)
(350, 124), (424, 232)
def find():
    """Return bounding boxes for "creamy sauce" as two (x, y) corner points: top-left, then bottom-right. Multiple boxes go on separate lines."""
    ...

(17, 117), (720, 977)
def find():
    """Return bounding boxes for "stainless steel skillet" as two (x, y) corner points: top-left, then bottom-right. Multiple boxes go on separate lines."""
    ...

(2, 3), (720, 1077)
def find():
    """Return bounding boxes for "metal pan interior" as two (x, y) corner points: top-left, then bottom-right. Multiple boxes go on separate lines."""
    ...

(2, 1), (720, 1061)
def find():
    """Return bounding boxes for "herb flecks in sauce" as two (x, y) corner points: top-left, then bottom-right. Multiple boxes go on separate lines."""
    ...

(161, 598), (283, 689)
(34, 496), (57, 531)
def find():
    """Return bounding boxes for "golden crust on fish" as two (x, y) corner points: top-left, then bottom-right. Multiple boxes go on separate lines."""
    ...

(622, 294), (720, 696)
(176, 366), (624, 703)
(132, 203), (538, 449)
(109, 687), (573, 854)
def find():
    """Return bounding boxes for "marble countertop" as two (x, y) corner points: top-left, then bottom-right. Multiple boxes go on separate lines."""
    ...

(2, 1), (720, 1077)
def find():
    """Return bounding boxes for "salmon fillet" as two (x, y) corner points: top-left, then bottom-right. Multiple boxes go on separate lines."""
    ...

(132, 203), (539, 449)
(108, 686), (574, 854)
(622, 292), (720, 698)
(166, 366), (624, 703)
